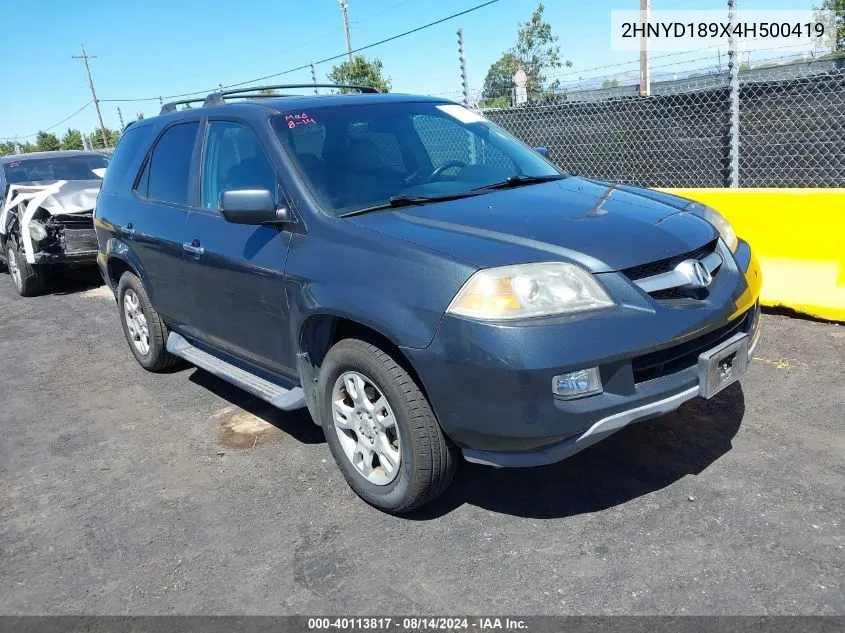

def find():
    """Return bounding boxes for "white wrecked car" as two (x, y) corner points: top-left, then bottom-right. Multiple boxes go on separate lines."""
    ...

(0, 151), (108, 296)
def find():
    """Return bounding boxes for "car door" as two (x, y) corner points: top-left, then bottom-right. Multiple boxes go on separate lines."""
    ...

(126, 119), (201, 325)
(180, 118), (296, 377)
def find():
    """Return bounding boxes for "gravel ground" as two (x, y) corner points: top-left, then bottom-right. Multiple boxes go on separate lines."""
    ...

(0, 270), (842, 615)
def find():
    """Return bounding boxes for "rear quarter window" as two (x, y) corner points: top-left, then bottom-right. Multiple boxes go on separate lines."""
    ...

(101, 124), (154, 195)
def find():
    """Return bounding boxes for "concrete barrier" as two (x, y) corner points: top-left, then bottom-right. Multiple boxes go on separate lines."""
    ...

(662, 189), (845, 322)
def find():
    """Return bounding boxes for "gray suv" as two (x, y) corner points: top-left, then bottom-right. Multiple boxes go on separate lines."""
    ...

(95, 84), (762, 513)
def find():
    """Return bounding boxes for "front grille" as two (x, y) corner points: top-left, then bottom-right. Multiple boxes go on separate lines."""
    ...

(632, 308), (751, 383)
(623, 239), (718, 281)
(48, 212), (97, 254)
(63, 227), (98, 252)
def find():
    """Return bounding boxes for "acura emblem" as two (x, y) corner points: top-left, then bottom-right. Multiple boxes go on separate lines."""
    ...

(675, 259), (713, 289)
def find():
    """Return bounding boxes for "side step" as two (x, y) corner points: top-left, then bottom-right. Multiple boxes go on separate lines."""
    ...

(166, 332), (306, 411)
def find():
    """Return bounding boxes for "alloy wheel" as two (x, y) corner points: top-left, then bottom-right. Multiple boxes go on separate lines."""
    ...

(331, 371), (402, 485)
(123, 289), (150, 355)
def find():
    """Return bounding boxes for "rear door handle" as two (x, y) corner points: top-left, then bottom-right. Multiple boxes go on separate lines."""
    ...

(183, 239), (204, 258)
(121, 223), (135, 239)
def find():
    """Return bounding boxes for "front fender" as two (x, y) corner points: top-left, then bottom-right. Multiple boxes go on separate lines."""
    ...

(284, 227), (475, 352)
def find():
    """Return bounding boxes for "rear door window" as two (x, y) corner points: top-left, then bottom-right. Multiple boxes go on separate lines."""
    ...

(143, 121), (199, 206)
(102, 124), (152, 195)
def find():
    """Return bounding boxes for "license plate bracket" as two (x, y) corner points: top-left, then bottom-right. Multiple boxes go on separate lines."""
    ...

(698, 332), (749, 399)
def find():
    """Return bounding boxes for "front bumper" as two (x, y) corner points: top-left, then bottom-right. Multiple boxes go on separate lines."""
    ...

(402, 239), (762, 467)
(33, 249), (98, 265)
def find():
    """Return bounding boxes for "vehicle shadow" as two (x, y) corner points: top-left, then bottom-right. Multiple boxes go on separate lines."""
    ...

(410, 383), (745, 520)
(47, 267), (104, 295)
(188, 369), (326, 445)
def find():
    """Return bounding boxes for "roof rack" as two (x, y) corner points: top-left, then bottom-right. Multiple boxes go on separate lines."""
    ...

(160, 83), (379, 115)
(159, 97), (207, 114)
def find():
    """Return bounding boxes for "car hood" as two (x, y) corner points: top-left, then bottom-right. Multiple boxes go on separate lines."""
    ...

(14, 180), (101, 216)
(347, 177), (717, 272)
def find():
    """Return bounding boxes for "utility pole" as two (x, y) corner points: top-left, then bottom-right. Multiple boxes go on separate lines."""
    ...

(638, 0), (651, 96)
(72, 44), (109, 148)
(457, 29), (469, 107)
(339, 0), (353, 63)
(117, 107), (125, 131)
(727, 0), (740, 187)
(310, 63), (318, 94)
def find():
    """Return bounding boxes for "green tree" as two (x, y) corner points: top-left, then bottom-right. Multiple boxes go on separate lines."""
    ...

(19, 141), (36, 153)
(35, 131), (61, 152)
(90, 128), (120, 149)
(481, 3), (570, 104)
(0, 141), (18, 156)
(815, 0), (845, 51)
(60, 128), (85, 151)
(136, 112), (145, 120)
(481, 52), (521, 105)
(601, 79), (620, 89)
(259, 88), (277, 95)
(328, 55), (391, 93)
(512, 3), (570, 94)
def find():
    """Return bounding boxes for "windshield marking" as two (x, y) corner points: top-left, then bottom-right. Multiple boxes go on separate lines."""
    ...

(285, 113), (317, 129)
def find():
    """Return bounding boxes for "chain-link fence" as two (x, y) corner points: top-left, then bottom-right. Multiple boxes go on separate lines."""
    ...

(473, 60), (845, 188)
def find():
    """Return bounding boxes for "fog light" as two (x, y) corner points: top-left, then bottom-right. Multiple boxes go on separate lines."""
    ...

(552, 367), (602, 400)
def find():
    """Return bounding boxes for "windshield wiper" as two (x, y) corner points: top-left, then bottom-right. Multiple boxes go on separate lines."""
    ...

(340, 192), (484, 217)
(471, 174), (567, 191)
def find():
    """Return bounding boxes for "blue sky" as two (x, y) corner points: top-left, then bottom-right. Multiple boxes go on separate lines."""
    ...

(2, 0), (815, 141)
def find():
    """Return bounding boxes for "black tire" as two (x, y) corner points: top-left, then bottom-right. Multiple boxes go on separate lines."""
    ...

(116, 271), (179, 371)
(318, 338), (458, 513)
(7, 241), (46, 297)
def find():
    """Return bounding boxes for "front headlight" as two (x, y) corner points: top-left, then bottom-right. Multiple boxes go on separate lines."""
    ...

(691, 205), (738, 252)
(446, 262), (615, 320)
(28, 219), (48, 242)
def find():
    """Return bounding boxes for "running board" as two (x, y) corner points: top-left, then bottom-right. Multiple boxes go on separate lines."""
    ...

(166, 332), (306, 411)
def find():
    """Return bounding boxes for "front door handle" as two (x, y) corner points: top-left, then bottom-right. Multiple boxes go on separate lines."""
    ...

(121, 223), (135, 239)
(182, 239), (204, 258)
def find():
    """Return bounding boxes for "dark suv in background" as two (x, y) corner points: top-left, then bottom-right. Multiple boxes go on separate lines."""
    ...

(95, 84), (761, 513)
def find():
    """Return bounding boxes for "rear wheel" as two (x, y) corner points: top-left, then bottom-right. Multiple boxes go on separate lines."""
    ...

(7, 242), (46, 297)
(318, 338), (458, 513)
(117, 272), (179, 371)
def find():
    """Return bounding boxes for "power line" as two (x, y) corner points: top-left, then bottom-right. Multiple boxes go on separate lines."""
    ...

(0, 101), (92, 141)
(100, 0), (504, 102)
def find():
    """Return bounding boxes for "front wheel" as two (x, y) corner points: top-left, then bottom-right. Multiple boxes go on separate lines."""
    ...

(7, 243), (46, 297)
(318, 338), (458, 513)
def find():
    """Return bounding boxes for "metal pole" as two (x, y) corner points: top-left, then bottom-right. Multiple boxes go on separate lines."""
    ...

(639, 0), (650, 96)
(457, 29), (469, 107)
(310, 63), (319, 94)
(72, 44), (108, 148)
(727, 0), (740, 187)
(339, 0), (353, 63)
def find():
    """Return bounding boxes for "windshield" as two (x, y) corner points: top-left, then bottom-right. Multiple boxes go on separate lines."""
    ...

(2, 154), (110, 185)
(271, 102), (560, 215)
